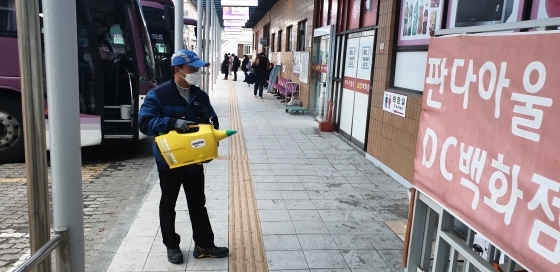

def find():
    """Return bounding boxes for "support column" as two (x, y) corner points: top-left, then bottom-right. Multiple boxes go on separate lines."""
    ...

(42, 0), (85, 269)
(174, 0), (184, 51)
(204, 0), (211, 92)
(15, 0), (51, 270)
(196, 0), (203, 55)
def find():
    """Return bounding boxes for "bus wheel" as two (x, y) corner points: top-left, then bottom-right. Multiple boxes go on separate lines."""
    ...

(0, 96), (25, 164)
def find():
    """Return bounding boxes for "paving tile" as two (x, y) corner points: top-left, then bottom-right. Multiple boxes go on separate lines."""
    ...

(107, 253), (148, 271)
(255, 190), (284, 200)
(117, 236), (155, 253)
(261, 221), (296, 235)
(253, 175), (278, 183)
(266, 251), (309, 270)
(185, 253), (228, 270)
(297, 234), (338, 250)
(324, 221), (363, 234)
(348, 209), (384, 222)
(304, 250), (349, 269)
(126, 222), (160, 237)
(285, 200), (316, 210)
(281, 191), (311, 200)
(257, 199), (287, 210)
(307, 191), (337, 200)
(332, 235), (375, 250)
(263, 234), (302, 251)
(259, 209), (292, 222)
(142, 251), (187, 271)
(293, 221), (330, 234)
(318, 210), (353, 222)
(341, 249), (388, 269)
(355, 221), (396, 235)
(367, 235), (404, 250)
(288, 210), (322, 221)
(275, 175), (301, 183)
(312, 200), (346, 210)
(377, 249), (404, 270)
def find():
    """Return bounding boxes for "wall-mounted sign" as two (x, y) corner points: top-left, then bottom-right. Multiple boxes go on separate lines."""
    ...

(293, 52), (301, 77)
(223, 7), (249, 20)
(382, 91), (407, 117)
(347, 47), (356, 68)
(221, 0), (258, 6)
(379, 42), (385, 54)
(224, 20), (247, 27)
(448, 0), (525, 28)
(361, 46), (372, 69)
(397, 0), (444, 46)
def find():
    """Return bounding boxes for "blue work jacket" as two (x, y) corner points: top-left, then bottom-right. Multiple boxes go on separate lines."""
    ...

(138, 80), (219, 172)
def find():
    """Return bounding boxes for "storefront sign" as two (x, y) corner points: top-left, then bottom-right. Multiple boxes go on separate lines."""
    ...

(223, 7), (249, 20)
(347, 47), (356, 68)
(361, 46), (372, 69)
(221, 0), (258, 6)
(448, 0), (525, 28)
(383, 91), (407, 117)
(415, 32), (560, 272)
(398, 0), (444, 46)
(300, 52), (310, 84)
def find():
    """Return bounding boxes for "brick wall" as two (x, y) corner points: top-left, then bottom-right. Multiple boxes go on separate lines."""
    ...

(252, 0), (314, 108)
(366, 0), (422, 184)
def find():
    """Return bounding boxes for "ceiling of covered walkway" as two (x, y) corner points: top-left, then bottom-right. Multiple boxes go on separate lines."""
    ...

(188, 0), (280, 28)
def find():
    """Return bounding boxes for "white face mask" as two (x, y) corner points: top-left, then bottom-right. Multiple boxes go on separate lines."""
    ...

(180, 69), (201, 86)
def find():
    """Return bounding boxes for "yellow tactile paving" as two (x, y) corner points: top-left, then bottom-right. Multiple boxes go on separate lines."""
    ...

(228, 81), (269, 272)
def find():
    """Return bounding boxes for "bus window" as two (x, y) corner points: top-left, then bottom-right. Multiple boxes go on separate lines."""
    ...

(76, 1), (99, 115)
(0, 0), (16, 36)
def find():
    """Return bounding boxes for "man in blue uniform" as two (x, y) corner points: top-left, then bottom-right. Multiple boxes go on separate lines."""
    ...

(139, 50), (228, 264)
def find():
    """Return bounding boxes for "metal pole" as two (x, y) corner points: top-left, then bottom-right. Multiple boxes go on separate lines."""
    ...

(42, 0), (85, 269)
(196, 0), (203, 55)
(174, 0), (184, 51)
(14, 0), (51, 271)
(213, 9), (217, 84)
(204, 0), (211, 92)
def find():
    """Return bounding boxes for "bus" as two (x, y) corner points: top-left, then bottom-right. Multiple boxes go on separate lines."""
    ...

(0, 0), (156, 163)
(141, 0), (197, 82)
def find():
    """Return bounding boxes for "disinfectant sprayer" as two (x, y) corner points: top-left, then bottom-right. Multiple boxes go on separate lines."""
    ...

(155, 124), (236, 169)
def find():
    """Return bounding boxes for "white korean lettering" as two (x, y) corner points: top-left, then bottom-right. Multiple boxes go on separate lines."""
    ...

(478, 61), (510, 118)
(425, 58), (448, 109)
(451, 59), (477, 109)
(461, 177), (480, 210)
(511, 61), (553, 142)
(483, 154), (523, 225)
(421, 127), (437, 168)
(529, 220), (560, 264)
(458, 143), (487, 183)
(528, 174), (560, 222)
(440, 137), (457, 181)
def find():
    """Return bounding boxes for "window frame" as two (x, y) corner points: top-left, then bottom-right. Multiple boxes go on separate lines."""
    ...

(297, 20), (306, 51)
(286, 25), (293, 52)
(277, 30), (283, 52)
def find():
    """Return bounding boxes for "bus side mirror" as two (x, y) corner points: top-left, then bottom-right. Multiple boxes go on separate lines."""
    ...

(164, 5), (174, 31)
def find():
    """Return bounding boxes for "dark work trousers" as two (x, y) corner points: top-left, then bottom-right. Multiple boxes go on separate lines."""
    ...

(158, 167), (215, 249)
(233, 70), (238, 81)
(253, 77), (266, 97)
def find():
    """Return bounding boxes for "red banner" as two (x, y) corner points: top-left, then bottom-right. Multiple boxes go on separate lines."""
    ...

(415, 33), (560, 272)
(343, 76), (370, 95)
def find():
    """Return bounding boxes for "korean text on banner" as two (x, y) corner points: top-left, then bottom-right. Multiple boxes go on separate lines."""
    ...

(414, 32), (560, 272)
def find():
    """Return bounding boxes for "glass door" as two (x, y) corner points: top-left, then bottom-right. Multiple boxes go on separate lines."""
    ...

(310, 35), (330, 121)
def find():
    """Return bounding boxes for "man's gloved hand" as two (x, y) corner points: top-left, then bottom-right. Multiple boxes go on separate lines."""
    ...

(174, 119), (196, 133)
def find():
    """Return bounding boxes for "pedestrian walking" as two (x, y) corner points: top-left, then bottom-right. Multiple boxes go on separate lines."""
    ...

(138, 49), (229, 264)
(221, 54), (229, 80)
(232, 54), (240, 81)
(241, 55), (249, 81)
(251, 53), (270, 98)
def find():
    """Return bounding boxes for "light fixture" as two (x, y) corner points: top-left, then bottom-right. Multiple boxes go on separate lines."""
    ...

(221, 0), (258, 6)
(222, 6), (250, 20)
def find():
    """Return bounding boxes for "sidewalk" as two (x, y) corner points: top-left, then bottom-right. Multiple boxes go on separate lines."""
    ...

(104, 79), (409, 271)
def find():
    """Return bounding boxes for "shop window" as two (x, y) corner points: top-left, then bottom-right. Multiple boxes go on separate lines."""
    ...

(297, 20), (306, 51)
(277, 30), (282, 52)
(286, 25), (292, 51)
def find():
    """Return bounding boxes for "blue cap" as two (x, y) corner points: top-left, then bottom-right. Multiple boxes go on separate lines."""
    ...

(171, 50), (209, 68)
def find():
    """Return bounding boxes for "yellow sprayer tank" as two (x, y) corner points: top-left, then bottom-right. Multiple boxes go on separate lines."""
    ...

(155, 124), (237, 169)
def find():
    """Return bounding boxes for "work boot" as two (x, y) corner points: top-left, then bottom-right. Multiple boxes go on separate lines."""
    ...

(193, 245), (229, 259)
(167, 248), (183, 264)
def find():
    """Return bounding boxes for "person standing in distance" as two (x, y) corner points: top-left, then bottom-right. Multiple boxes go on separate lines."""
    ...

(138, 50), (229, 264)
